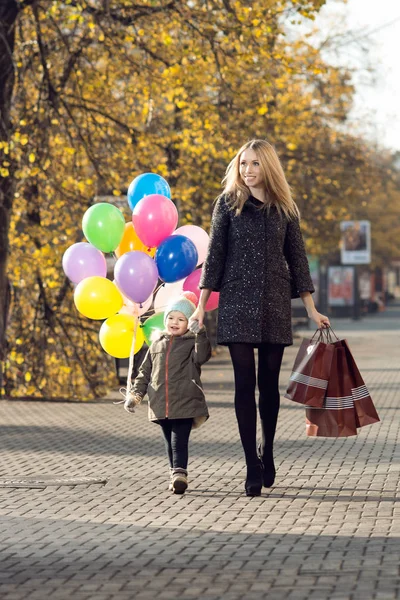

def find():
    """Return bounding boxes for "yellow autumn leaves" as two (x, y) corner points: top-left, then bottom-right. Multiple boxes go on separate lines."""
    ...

(4, 0), (399, 399)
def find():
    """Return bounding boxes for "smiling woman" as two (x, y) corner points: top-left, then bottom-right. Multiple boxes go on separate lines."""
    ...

(189, 138), (330, 497)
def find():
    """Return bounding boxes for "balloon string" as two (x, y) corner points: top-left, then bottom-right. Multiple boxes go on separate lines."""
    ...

(113, 319), (138, 405)
(153, 282), (165, 296)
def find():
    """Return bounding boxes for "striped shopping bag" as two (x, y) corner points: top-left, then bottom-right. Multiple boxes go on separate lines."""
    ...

(340, 339), (380, 428)
(305, 343), (358, 437)
(285, 331), (335, 408)
(305, 332), (380, 437)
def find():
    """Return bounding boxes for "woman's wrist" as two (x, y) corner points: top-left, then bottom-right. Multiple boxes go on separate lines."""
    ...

(199, 288), (211, 310)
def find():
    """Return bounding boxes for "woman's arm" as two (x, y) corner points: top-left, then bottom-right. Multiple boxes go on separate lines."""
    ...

(189, 289), (212, 329)
(284, 217), (314, 298)
(300, 291), (330, 329)
(199, 196), (230, 292)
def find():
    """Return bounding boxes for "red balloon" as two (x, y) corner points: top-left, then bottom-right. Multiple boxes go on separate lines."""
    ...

(183, 268), (219, 312)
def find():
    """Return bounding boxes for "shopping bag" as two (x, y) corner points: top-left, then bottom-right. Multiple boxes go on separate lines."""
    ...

(285, 330), (334, 407)
(306, 343), (358, 437)
(340, 339), (380, 428)
(305, 328), (380, 437)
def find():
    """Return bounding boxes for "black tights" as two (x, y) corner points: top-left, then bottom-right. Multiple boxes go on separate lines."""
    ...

(159, 418), (193, 470)
(228, 343), (285, 467)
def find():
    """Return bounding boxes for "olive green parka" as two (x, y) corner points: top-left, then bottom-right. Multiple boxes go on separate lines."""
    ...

(133, 329), (212, 428)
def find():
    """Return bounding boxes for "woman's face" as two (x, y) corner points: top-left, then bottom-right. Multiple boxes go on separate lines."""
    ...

(239, 148), (264, 189)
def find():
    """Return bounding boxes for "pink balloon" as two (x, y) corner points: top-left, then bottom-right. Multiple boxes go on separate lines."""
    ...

(173, 225), (210, 266)
(154, 280), (184, 313)
(183, 268), (219, 312)
(132, 194), (178, 248)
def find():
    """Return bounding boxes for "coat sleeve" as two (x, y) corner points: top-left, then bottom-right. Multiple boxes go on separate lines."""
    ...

(193, 329), (212, 366)
(132, 348), (152, 397)
(283, 217), (315, 299)
(199, 196), (230, 292)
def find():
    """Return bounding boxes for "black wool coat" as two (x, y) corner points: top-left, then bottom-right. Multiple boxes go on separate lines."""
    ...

(199, 195), (315, 346)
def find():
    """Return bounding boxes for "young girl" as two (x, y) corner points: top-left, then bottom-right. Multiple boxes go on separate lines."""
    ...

(124, 295), (211, 494)
(190, 139), (330, 496)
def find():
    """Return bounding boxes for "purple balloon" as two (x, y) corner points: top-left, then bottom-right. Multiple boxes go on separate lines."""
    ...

(114, 251), (159, 304)
(62, 242), (107, 283)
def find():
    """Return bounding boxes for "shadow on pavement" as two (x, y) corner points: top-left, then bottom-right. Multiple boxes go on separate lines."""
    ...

(0, 515), (398, 598)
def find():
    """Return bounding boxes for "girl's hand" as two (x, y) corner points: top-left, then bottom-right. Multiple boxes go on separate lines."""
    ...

(189, 306), (205, 330)
(309, 310), (330, 329)
(124, 393), (142, 414)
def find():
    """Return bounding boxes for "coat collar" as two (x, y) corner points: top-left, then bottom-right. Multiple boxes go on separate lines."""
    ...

(155, 330), (196, 342)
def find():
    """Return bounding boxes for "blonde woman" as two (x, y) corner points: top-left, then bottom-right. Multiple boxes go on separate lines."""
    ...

(189, 139), (330, 496)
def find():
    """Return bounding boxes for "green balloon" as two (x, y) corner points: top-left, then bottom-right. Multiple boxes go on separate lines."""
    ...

(141, 312), (165, 346)
(82, 203), (125, 253)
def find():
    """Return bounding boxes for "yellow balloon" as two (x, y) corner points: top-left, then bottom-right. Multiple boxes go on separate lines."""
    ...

(74, 276), (123, 320)
(99, 314), (145, 358)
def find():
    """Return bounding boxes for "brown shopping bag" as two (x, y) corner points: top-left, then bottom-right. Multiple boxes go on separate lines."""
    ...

(285, 330), (335, 407)
(306, 343), (358, 437)
(340, 339), (380, 428)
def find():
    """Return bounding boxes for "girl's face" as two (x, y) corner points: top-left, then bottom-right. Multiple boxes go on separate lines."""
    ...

(239, 148), (264, 189)
(166, 311), (189, 336)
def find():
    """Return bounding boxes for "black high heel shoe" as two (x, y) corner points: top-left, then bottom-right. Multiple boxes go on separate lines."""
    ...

(245, 460), (263, 496)
(258, 444), (276, 488)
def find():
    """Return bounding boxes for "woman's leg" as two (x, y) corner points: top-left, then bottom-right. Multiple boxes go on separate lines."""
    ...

(228, 343), (259, 466)
(159, 420), (173, 468)
(170, 418), (193, 469)
(257, 343), (285, 474)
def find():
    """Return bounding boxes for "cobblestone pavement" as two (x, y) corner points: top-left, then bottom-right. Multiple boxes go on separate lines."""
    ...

(0, 309), (399, 600)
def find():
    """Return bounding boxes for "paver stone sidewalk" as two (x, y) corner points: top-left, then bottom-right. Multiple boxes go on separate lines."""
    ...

(0, 315), (399, 600)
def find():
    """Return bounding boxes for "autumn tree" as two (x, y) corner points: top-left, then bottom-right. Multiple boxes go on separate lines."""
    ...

(1, 0), (398, 399)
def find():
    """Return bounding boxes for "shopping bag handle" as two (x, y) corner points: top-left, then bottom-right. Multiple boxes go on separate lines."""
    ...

(325, 326), (340, 342)
(311, 325), (339, 343)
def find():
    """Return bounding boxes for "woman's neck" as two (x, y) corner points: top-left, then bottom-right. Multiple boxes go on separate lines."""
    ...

(249, 187), (267, 203)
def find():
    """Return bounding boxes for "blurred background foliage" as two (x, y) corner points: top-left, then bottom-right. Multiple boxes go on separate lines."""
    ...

(1, 0), (399, 398)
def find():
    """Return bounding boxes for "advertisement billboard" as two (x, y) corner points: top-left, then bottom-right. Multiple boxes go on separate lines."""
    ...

(340, 220), (371, 265)
(328, 266), (354, 306)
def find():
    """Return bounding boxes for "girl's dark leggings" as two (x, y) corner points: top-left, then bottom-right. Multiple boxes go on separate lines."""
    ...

(159, 418), (193, 469)
(228, 342), (285, 467)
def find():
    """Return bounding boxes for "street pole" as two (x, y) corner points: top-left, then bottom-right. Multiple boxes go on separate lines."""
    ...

(353, 265), (361, 320)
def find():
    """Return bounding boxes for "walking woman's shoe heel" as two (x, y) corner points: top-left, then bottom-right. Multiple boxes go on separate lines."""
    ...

(262, 466), (276, 488)
(245, 462), (263, 497)
(258, 444), (276, 488)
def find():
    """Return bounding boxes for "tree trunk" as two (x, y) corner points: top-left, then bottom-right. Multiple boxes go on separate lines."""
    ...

(0, 1), (18, 394)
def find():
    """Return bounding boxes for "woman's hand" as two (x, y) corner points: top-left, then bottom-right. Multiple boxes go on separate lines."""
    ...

(189, 306), (205, 331)
(309, 309), (330, 329)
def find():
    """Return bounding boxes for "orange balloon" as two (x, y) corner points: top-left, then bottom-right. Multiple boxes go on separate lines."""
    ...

(115, 223), (156, 258)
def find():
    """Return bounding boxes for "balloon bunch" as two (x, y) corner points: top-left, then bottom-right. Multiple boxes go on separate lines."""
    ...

(62, 173), (219, 365)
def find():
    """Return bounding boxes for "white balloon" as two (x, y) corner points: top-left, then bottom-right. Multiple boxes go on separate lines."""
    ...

(154, 280), (184, 313)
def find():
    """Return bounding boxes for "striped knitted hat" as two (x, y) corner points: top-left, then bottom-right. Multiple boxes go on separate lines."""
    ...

(164, 296), (197, 326)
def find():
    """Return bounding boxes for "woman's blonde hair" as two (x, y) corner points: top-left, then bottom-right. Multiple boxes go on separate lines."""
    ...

(220, 139), (300, 219)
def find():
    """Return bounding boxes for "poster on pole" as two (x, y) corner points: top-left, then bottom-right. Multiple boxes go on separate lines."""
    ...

(328, 266), (354, 306)
(340, 220), (371, 264)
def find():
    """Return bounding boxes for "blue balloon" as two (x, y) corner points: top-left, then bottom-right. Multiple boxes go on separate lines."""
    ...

(155, 235), (198, 283)
(127, 173), (171, 211)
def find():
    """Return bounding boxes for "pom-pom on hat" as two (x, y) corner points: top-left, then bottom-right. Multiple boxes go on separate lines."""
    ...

(164, 295), (197, 327)
(181, 290), (198, 306)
